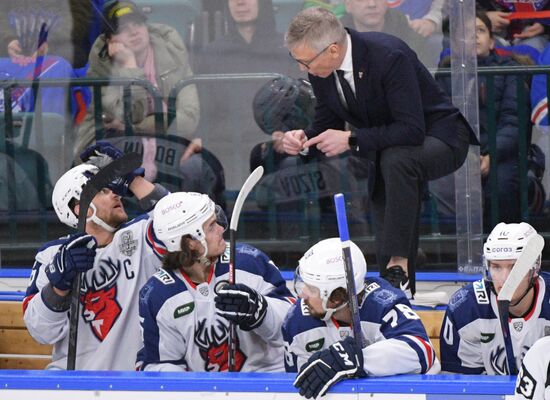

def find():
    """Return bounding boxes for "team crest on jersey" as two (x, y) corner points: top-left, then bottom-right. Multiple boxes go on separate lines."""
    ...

(305, 338), (325, 352)
(119, 230), (137, 256)
(490, 345), (509, 375)
(513, 321), (524, 332)
(80, 258), (123, 342)
(154, 269), (175, 285)
(197, 283), (209, 297)
(174, 302), (195, 318)
(474, 280), (490, 304)
(481, 332), (495, 343)
(339, 329), (351, 339)
(195, 319), (246, 371)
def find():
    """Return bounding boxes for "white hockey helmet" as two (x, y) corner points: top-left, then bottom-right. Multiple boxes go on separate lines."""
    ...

(295, 237), (366, 320)
(52, 164), (99, 228)
(153, 192), (227, 255)
(483, 222), (542, 280)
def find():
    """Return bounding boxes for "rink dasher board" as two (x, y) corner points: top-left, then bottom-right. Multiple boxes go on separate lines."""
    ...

(0, 371), (517, 399)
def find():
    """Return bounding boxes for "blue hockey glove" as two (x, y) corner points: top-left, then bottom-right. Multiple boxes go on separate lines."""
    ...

(294, 336), (366, 399)
(80, 141), (145, 197)
(46, 233), (97, 291)
(214, 283), (268, 331)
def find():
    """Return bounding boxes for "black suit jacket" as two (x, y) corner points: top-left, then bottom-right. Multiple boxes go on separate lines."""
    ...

(305, 29), (478, 160)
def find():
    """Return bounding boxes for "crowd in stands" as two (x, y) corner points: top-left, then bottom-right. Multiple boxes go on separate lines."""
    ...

(4, 2), (550, 399)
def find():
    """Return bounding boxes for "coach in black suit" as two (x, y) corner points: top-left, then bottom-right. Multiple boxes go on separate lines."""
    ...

(282, 7), (478, 297)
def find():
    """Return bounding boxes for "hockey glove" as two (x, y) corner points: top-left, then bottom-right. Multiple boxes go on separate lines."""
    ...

(46, 233), (97, 291)
(294, 336), (366, 399)
(214, 283), (268, 331)
(80, 140), (145, 197)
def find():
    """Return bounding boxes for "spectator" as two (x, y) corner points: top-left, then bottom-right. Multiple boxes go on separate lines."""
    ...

(477, 0), (550, 52)
(341, 0), (439, 67)
(137, 192), (294, 371)
(197, 0), (300, 190)
(283, 7), (477, 298)
(283, 238), (439, 399)
(76, 0), (200, 182)
(387, 0), (447, 38)
(0, 0), (95, 69)
(23, 142), (169, 369)
(436, 13), (533, 226)
(440, 222), (549, 375)
(515, 336), (550, 399)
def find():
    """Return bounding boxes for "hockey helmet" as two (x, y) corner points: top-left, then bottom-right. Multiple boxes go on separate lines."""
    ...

(483, 222), (542, 281)
(253, 76), (316, 134)
(153, 192), (227, 254)
(295, 238), (366, 320)
(52, 164), (99, 228)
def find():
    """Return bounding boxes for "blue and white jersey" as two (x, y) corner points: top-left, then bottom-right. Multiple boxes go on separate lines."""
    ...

(23, 214), (164, 370)
(282, 277), (439, 376)
(440, 272), (550, 375)
(138, 243), (295, 372)
(515, 336), (550, 400)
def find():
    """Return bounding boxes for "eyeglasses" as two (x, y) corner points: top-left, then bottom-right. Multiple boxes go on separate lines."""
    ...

(289, 42), (335, 69)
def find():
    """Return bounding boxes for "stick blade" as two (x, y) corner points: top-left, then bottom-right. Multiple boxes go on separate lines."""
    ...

(498, 234), (544, 302)
(229, 166), (264, 231)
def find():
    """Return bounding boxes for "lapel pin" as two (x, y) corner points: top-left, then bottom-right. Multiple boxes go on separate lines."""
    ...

(358, 71), (364, 79)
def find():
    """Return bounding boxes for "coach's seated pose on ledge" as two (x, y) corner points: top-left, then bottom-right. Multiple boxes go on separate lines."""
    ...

(282, 7), (477, 299)
(440, 222), (550, 375)
(283, 238), (439, 399)
(23, 142), (168, 370)
(137, 192), (295, 372)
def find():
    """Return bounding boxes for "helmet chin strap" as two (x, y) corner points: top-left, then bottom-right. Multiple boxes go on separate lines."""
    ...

(321, 301), (348, 322)
(87, 203), (116, 233)
(195, 238), (211, 265)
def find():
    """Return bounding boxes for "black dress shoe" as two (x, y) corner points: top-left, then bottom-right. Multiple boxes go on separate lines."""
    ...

(380, 265), (412, 299)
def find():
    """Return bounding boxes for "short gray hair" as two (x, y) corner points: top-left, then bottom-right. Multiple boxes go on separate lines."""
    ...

(285, 7), (346, 51)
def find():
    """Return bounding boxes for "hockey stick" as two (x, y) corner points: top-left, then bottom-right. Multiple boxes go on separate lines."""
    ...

(496, 233), (545, 375)
(67, 152), (142, 370)
(227, 166), (264, 372)
(334, 193), (365, 348)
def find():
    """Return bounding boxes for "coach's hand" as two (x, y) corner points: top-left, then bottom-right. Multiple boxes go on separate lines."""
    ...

(215, 283), (268, 331)
(294, 336), (366, 399)
(282, 129), (308, 155)
(46, 234), (97, 292)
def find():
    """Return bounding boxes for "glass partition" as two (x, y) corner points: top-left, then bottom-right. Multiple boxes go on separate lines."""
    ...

(2, 0), (549, 275)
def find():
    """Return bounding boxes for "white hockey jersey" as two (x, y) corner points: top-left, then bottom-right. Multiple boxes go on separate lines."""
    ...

(138, 243), (295, 372)
(282, 277), (439, 376)
(515, 336), (550, 399)
(23, 214), (164, 370)
(440, 273), (550, 375)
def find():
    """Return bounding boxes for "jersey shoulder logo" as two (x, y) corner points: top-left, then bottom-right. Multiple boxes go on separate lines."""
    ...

(473, 279), (490, 304)
(364, 282), (380, 297)
(154, 269), (175, 285)
(119, 230), (137, 257)
(300, 300), (311, 316)
(220, 243), (230, 264)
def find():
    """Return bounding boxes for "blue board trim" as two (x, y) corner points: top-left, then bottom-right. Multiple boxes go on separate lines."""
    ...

(0, 371), (516, 394)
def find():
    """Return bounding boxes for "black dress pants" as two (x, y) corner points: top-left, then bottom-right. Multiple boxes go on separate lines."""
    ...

(371, 120), (471, 294)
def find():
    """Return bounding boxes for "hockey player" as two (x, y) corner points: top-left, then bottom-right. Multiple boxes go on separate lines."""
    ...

(440, 222), (550, 375)
(137, 191), (295, 372)
(283, 238), (439, 399)
(23, 141), (169, 370)
(515, 335), (550, 399)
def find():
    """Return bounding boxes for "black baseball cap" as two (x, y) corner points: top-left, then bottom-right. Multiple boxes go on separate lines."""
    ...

(102, 0), (147, 34)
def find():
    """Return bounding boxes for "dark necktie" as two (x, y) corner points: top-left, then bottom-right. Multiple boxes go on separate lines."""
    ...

(336, 69), (359, 117)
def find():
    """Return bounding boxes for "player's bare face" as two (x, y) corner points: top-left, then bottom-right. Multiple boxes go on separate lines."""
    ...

(92, 188), (128, 227)
(111, 20), (150, 55)
(203, 214), (226, 258)
(490, 259), (532, 302)
(298, 284), (327, 319)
